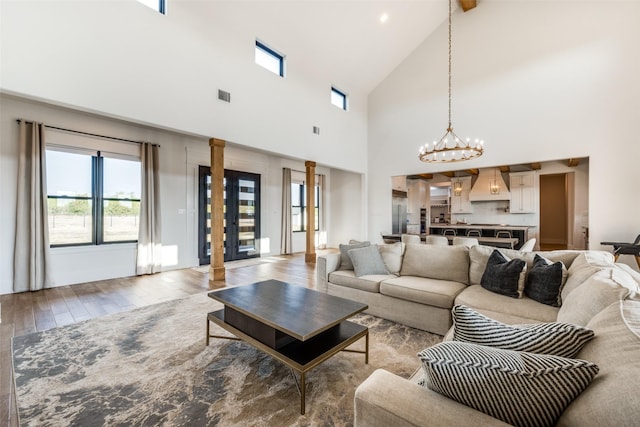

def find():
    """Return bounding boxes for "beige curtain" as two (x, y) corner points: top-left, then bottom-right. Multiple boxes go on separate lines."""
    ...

(280, 167), (292, 254)
(136, 143), (162, 274)
(14, 121), (52, 292)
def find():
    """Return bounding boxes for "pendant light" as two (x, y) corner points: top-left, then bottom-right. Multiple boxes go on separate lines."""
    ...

(418, 0), (484, 163)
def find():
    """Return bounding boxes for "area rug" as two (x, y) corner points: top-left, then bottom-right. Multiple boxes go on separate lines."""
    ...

(12, 291), (442, 426)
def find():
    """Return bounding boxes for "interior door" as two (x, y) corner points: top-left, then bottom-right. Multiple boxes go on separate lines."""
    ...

(539, 173), (568, 250)
(198, 167), (260, 264)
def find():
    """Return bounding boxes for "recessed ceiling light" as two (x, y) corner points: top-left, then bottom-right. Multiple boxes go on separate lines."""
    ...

(380, 13), (389, 23)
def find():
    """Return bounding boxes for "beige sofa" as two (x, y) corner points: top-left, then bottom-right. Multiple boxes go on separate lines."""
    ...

(317, 243), (587, 335)
(316, 243), (640, 426)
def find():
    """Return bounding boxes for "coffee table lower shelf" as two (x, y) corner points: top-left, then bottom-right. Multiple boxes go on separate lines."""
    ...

(206, 309), (368, 414)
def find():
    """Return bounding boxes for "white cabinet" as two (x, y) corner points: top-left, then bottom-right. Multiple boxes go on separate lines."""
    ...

(450, 176), (473, 214)
(407, 179), (428, 220)
(509, 172), (536, 213)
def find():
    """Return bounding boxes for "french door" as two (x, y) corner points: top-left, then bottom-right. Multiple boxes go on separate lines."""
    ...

(198, 167), (260, 264)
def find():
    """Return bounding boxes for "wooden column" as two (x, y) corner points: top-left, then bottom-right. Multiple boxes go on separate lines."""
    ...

(305, 161), (316, 263)
(209, 138), (226, 283)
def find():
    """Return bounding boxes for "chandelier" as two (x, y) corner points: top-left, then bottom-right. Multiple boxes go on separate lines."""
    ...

(418, 0), (484, 163)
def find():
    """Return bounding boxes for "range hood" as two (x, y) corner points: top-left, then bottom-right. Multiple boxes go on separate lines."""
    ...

(468, 168), (511, 201)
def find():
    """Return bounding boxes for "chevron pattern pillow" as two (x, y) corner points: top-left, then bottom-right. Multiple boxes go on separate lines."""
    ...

(418, 341), (599, 427)
(452, 305), (594, 358)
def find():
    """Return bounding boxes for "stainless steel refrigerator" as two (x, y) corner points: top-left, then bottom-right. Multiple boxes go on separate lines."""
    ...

(392, 196), (407, 234)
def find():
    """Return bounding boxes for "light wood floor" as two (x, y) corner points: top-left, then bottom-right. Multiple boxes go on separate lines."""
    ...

(0, 251), (332, 427)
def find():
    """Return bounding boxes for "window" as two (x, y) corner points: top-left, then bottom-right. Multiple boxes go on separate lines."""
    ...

(255, 40), (285, 77)
(137, 0), (165, 14)
(331, 87), (347, 110)
(291, 182), (319, 232)
(46, 150), (141, 246)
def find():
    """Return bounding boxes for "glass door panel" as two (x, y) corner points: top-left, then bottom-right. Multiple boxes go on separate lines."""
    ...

(198, 167), (260, 264)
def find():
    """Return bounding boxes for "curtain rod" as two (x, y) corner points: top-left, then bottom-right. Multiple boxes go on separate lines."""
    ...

(16, 119), (160, 147)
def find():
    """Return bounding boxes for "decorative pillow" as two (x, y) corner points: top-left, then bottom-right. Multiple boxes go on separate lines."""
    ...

(557, 269), (635, 326)
(418, 341), (599, 427)
(399, 244), (470, 285)
(480, 250), (526, 298)
(525, 254), (567, 306)
(452, 305), (594, 358)
(377, 242), (405, 275)
(338, 241), (370, 270)
(348, 245), (390, 277)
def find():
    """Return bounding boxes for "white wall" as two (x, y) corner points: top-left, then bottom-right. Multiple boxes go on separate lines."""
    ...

(367, 1), (640, 270)
(0, 0), (368, 174)
(328, 168), (367, 245)
(0, 95), (364, 294)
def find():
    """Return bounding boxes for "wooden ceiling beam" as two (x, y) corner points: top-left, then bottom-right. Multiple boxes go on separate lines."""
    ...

(568, 158), (580, 167)
(499, 165), (511, 173)
(407, 173), (433, 180)
(459, 0), (477, 12)
(439, 171), (456, 178)
(530, 162), (542, 170)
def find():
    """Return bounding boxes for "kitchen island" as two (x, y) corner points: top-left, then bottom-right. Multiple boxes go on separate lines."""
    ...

(429, 224), (534, 249)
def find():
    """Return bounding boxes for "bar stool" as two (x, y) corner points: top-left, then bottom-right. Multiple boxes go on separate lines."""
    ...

(443, 229), (457, 237)
(496, 230), (512, 239)
(466, 229), (481, 237)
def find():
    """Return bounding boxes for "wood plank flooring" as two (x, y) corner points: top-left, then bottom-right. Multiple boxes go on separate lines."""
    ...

(0, 251), (331, 427)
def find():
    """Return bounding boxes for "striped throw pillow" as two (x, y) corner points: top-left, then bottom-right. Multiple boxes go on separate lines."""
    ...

(452, 305), (594, 358)
(418, 341), (599, 427)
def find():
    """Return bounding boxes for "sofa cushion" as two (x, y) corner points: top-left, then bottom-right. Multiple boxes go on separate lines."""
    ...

(524, 254), (566, 306)
(455, 285), (559, 323)
(380, 276), (467, 309)
(557, 268), (636, 326)
(561, 251), (615, 302)
(559, 300), (640, 426)
(338, 241), (370, 270)
(480, 250), (527, 298)
(400, 244), (470, 285)
(418, 341), (599, 427)
(377, 242), (405, 275)
(328, 270), (394, 293)
(348, 245), (389, 277)
(469, 245), (581, 287)
(452, 305), (594, 358)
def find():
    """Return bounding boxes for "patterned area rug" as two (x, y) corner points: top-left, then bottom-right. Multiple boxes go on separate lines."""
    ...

(12, 291), (442, 426)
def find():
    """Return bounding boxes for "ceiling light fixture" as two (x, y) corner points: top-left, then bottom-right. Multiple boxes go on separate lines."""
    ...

(453, 180), (463, 196)
(490, 168), (500, 194)
(380, 13), (389, 23)
(418, 0), (484, 163)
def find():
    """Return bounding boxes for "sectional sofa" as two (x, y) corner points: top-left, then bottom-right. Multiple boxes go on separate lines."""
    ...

(316, 242), (640, 426)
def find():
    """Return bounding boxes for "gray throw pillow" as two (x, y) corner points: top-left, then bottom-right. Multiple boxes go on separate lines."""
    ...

(348, 245), (390, 277)
(525, 254), (566, 306)
(418, 341), (599, 427)
(452, 305), (594, 358)
(338, 241), (370, 270)
(481, 250), (526, 298)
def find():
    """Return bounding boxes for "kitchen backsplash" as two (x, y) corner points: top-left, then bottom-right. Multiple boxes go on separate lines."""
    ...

(451, 201), (536, 226)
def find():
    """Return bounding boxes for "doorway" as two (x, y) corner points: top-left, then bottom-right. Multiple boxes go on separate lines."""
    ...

(539, 173), (568, 251)
(198, 166), (261, 264)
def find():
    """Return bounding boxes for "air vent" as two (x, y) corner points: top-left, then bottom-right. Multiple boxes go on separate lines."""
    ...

(218, 89), (231, 103)
(313, 126), (320, 135)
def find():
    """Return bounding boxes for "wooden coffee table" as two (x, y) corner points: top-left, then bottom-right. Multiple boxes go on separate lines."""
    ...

(205, 279), (369, 415)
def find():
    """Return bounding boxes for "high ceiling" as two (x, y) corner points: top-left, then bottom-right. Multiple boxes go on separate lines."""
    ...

(172, 0), (459, 95)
